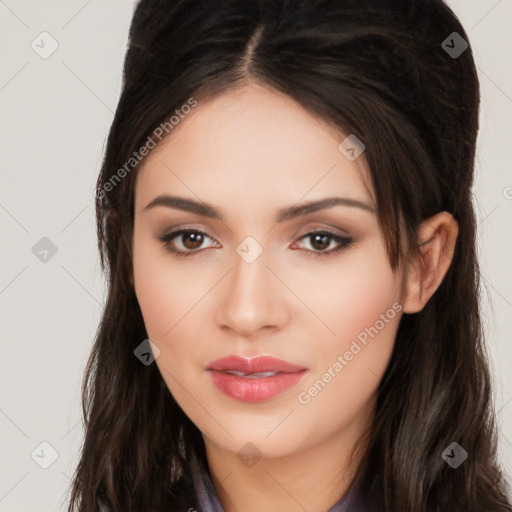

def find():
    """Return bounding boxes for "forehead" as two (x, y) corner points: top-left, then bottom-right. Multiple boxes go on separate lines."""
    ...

(134, 83), (375, 213)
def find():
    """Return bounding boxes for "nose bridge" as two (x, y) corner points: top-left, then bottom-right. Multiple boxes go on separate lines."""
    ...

(215, 237), (286, 335)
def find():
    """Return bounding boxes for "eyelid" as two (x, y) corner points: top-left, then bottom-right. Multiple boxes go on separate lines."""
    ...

(293, 221), (352, 238)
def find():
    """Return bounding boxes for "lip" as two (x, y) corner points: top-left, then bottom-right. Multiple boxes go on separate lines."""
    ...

(206, 355), (308, 403)
(206, 355), (307, 373)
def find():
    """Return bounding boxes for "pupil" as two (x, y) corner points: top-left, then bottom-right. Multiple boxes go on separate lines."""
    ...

(184, 232), (203, 249)
(311, 233), (330, 251)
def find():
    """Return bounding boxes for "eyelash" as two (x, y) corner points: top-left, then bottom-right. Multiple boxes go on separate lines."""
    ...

(158, 229), (354, 259)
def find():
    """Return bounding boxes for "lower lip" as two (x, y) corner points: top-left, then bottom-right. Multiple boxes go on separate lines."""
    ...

(208, 370), (307, 403)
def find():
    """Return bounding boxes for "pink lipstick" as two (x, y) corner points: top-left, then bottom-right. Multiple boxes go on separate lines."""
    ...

(206, 355), (308, 403)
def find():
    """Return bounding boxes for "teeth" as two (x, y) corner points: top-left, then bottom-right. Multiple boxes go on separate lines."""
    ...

(223, 370), (279, 378)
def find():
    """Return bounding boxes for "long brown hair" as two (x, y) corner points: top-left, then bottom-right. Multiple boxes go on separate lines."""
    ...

(68, 1), (512, 511)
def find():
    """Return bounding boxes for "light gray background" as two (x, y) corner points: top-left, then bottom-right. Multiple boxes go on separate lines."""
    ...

(0, 1), (511, 510)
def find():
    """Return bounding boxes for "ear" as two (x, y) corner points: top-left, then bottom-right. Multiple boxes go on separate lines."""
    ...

(402, 211), (458, 314)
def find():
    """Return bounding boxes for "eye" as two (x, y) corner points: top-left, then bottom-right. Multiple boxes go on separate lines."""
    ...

(292, 230), (353, 257)
(158, 229), (353, 259)
(158, 229), (218, 258)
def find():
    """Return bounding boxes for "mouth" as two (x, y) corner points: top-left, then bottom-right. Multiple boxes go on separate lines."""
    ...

(205, 355), (308, 402)
(216, 370), (285, 378)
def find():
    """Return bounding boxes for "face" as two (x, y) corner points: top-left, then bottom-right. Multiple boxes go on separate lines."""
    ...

(132, 83), (407, 460)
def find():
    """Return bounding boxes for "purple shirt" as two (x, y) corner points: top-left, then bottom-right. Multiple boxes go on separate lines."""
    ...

(190, 449), (366, 512)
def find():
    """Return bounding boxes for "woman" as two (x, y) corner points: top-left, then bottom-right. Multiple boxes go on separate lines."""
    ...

(68, 1), (512, 511)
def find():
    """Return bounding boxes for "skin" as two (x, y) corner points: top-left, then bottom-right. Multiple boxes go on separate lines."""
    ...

(131, 82), (458, 512)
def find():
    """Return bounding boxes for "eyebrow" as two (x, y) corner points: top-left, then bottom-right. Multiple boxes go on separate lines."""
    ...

(143, 194), (375, 222)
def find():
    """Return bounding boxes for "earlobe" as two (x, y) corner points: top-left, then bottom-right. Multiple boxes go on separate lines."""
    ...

(402, 212), (458, 314)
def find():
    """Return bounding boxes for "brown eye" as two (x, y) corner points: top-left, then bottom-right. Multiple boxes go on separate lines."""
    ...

(158, 229), (216, 258)
(294, 230), (354, 257)
(309, 233), (332, 251)
(181, 231), (204, 250)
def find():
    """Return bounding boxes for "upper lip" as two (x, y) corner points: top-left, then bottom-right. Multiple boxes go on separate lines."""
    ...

(206, 355), (307, 373)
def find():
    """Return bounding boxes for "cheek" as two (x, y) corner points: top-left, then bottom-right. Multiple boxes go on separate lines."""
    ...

(132, 231), (197, 341)
(338, 256), (400, 344)
(292, 236), (401, 347)
(293, 239), (401, 409)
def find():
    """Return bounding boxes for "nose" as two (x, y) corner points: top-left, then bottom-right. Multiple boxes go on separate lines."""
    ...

(214, 245), (289, 338)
